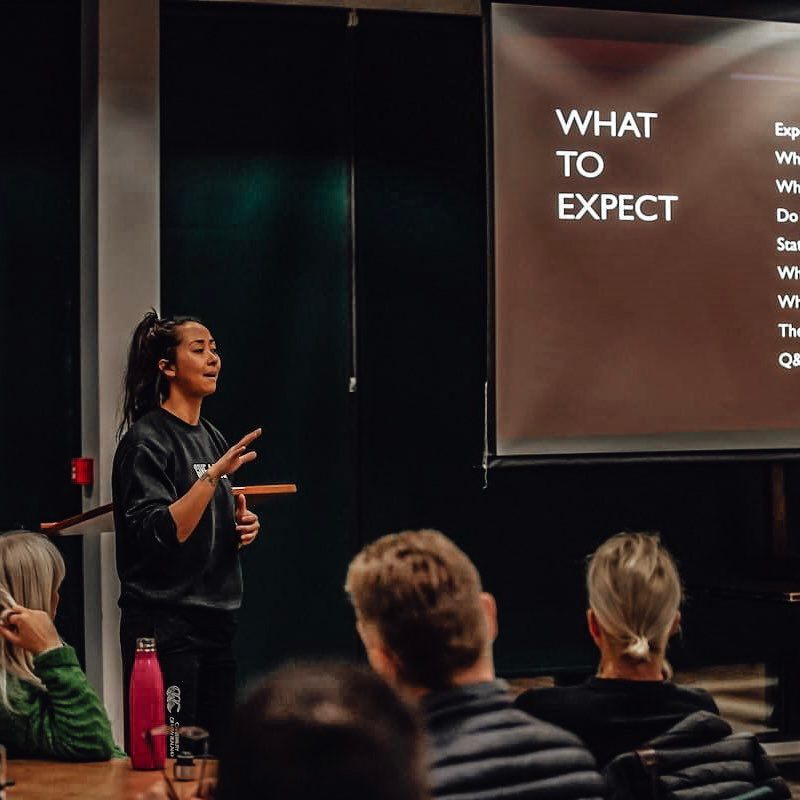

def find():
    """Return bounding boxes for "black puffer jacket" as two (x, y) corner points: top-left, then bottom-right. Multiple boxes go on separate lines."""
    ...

(422, 680), (606, 800)
(604, 711), (790, 800)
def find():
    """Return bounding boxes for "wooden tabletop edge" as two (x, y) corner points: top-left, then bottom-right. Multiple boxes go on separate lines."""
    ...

(231, 483), (298, 495)
(41, 502), (114, 531)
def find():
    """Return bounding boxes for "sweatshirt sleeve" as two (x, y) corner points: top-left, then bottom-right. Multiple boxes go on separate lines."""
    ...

(20, 646), (124, 761)
(116, 438), (179, 553)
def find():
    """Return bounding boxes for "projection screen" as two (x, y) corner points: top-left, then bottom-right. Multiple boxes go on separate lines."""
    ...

(492, 4), (800, 456)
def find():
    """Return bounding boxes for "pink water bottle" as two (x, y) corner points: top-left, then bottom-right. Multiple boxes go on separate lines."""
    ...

(129, 637), (166, 769)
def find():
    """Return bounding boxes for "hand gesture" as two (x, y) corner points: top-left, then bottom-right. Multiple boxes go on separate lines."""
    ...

(236, 494), (260, 547)
(0, 606), (62, 655)
(209, 428), (261, 480)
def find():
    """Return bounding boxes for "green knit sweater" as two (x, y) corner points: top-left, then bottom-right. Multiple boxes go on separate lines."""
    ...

(0, 645), (124, 760)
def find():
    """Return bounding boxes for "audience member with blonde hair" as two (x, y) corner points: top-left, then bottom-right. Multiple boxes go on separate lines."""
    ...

(0, 531), (122, 760)
(515, 531), (718, 767)
(346, 529), (605, 800)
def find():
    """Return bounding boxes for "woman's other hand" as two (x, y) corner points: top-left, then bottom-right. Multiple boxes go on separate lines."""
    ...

(235, 494), (260, 547)
(0, 606), (61, 655)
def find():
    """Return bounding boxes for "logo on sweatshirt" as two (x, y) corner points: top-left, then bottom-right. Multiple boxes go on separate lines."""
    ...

(166, 685), (181, 714)
(193, 463), (228, 482)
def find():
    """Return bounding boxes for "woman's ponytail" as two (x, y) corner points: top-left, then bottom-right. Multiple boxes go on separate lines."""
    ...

(587, 532), (682, 677)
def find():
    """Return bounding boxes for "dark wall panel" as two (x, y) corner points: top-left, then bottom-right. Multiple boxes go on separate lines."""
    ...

(354, 10), (487, 548)
(161, 3), (359, 684)
(0, 1), (83, 659)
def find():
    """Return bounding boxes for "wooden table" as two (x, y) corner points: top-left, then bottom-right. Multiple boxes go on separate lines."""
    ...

(7, 759), (203, 800)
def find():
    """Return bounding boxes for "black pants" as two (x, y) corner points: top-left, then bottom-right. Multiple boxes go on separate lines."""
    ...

(120, 605), (237, 757)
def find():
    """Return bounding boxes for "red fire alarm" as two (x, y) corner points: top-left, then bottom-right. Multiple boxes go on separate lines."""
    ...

(71, 457), (94, 486)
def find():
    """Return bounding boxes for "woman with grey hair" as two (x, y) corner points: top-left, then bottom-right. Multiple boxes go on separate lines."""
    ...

(515, 531), (718, 767)
(0, 531), (122, 760)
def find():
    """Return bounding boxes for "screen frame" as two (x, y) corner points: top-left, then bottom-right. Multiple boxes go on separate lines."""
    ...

(483, 0), (800, 465)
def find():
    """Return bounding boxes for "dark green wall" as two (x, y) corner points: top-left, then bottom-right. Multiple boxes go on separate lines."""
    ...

(161, 1), (797, 685)
(0, 1), (83, 658)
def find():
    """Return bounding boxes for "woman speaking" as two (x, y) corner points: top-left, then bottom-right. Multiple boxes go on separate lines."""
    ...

(113, 311), (261, 755)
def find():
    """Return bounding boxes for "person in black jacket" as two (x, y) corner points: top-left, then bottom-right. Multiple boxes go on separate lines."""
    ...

(346, 529), (605, 800)
(515, 532), (718, 769)
(113, 311), (261, 755)
(603, 710), (790, 800)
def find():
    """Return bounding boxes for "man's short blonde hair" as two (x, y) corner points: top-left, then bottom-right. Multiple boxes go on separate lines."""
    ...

(345, 529), (486, 690)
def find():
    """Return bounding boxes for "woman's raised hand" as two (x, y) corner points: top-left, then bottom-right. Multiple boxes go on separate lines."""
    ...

(0, 607), (62, 655)
(209, 428), (262, 480)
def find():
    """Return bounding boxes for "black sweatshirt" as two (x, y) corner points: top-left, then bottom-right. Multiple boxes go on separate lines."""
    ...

(112, 408), (241, 613)
(514, 677), (719, 769)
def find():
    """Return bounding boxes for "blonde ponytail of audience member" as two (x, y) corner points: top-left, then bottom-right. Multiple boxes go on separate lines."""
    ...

(0, 531), (65, 711)
(587, 532), (681, 678)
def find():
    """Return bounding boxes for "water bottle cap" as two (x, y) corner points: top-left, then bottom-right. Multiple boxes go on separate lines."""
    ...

(135, 637), (157, 652)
